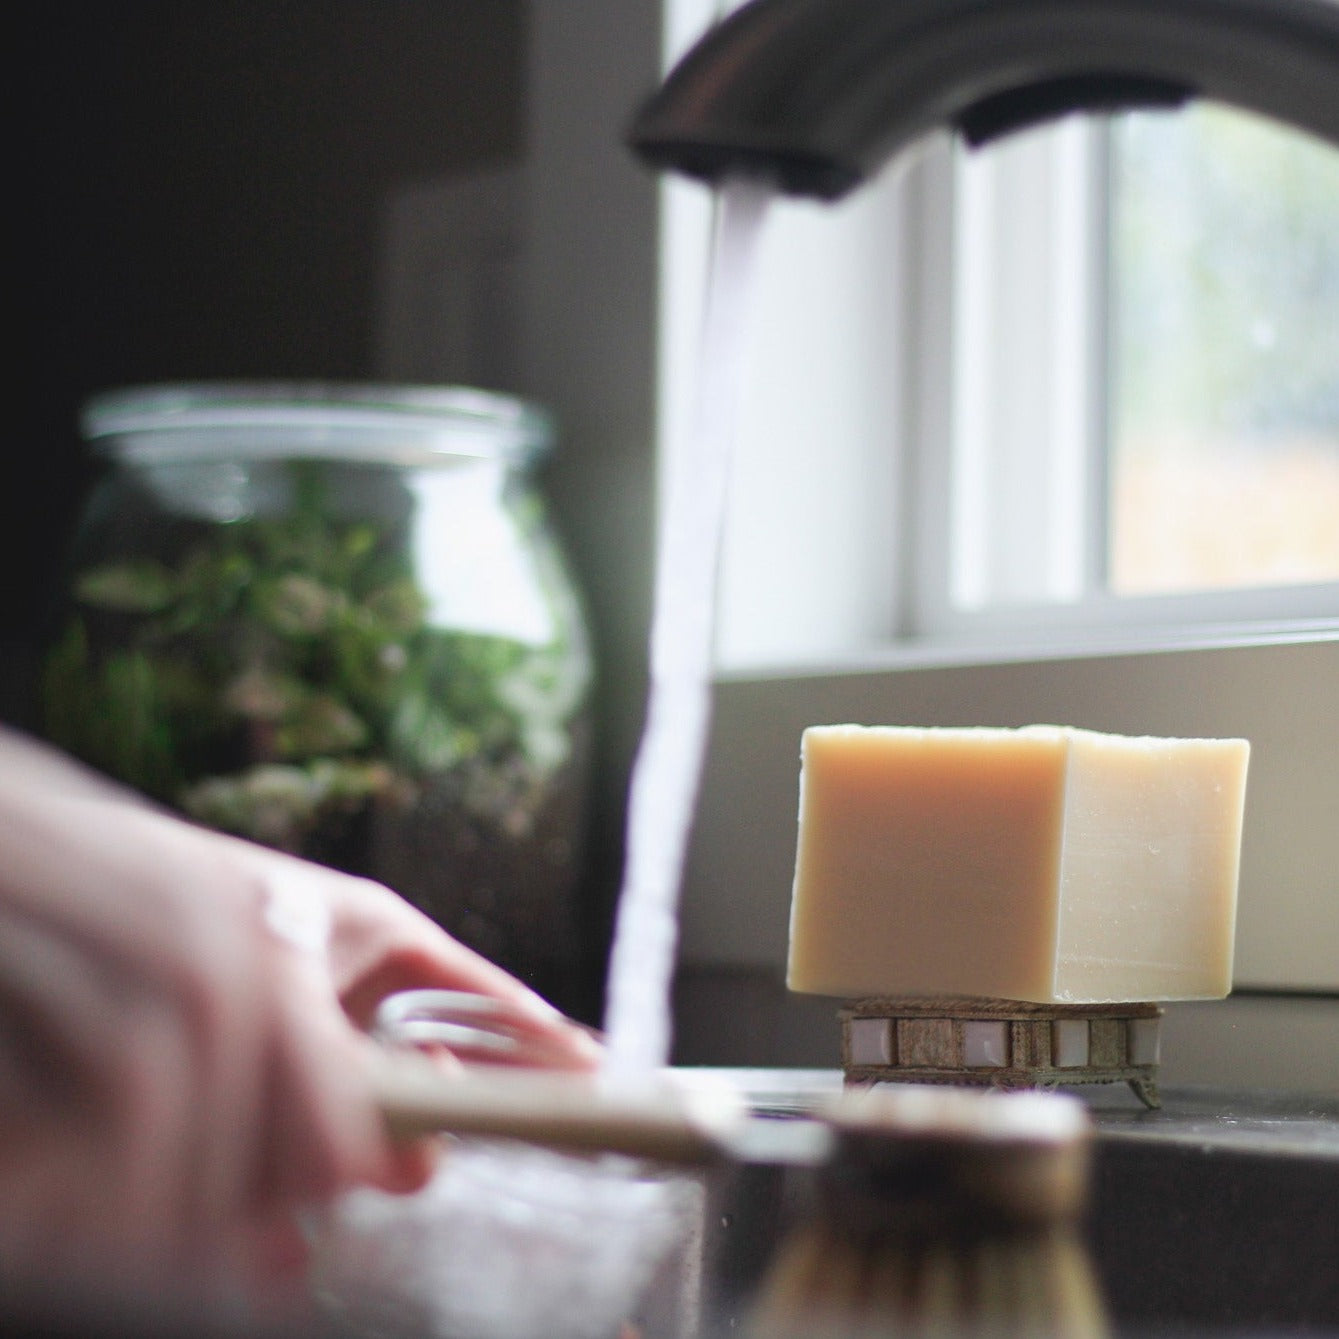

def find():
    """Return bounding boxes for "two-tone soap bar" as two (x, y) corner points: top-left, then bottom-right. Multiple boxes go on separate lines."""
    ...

(788, 725), (1251, 1004)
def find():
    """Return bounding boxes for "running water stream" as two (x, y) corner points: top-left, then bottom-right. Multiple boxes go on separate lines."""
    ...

(602, 177), (773, 1077)
(316, 179), (776, 1339)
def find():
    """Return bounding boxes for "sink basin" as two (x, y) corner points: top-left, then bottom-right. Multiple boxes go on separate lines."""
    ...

(1084, 1086), (1339, 1334)
(685, 1073), (1339, 1337)
(308, 1068), (1339, 1337)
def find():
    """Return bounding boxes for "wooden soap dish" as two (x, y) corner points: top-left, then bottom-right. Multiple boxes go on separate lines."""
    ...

(840, 996), (1163, 1110)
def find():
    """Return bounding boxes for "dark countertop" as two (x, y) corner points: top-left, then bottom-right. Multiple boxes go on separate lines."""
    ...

(1084, 1082), (1339, 1159)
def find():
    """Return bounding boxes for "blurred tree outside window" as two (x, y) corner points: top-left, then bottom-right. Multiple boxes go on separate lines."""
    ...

(1108, 104), (1339, 596)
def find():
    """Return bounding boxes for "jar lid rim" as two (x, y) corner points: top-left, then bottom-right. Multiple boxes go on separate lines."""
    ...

(81, 381), (553, 464)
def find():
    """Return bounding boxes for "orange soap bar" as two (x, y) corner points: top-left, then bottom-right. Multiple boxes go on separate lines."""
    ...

(787, 725), (1250, 1004)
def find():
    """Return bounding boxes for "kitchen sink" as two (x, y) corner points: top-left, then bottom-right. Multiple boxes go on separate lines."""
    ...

(681, 1073), (1339, 1338)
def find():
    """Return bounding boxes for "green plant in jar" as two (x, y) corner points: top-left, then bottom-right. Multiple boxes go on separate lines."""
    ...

(42, 385), (594, 1002)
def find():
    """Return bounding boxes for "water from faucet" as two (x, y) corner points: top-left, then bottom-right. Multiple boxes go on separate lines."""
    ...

(602, 177), (773, 1077)
(313, 180), (776, 1339)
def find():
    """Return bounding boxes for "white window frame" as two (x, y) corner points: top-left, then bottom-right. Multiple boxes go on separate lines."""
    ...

(920, 112), (1339, 648)
(673, 90), (1339, 676)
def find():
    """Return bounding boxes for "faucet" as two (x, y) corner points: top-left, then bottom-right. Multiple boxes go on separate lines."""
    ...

(629, 0), (1339, 201)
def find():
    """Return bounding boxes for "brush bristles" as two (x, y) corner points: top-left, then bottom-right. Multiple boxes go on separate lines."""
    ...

(747, 1224), (1108, 1339)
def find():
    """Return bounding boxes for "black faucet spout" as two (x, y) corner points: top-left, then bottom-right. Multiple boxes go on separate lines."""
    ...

(629, 0), (1339, 201)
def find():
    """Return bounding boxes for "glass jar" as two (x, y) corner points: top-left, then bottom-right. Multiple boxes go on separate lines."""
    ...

(42, 382), (594, 1008)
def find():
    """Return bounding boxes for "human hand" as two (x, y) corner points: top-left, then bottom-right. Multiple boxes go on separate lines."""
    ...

(0, 733), (601, 1318)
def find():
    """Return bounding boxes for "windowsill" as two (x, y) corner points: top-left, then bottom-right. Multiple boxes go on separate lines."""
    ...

(715, 616), (1339, 683)
(673, 969), (1339, 1088)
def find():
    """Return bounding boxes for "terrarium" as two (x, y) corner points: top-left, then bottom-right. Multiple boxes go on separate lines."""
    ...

(42, 382), (593, 1006)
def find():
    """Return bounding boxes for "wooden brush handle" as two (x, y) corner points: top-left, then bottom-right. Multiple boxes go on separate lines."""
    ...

(370, 1054), (746, 1165)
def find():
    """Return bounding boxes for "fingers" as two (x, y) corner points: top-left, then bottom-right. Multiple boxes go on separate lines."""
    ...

(351, 1033), (454, 1194)
(371, 987), (604, 1074)
(253, 952), (390, 1205)
(331, 904), (562, 1024)
(376, 1130), (443, 1195)
(323, 880), (603, 1065)
(224, 949), (391, 1305)
(359, 967), (602, 1073)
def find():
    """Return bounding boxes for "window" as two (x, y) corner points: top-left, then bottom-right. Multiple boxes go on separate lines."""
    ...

(924, 103), (1339, 641)
(654, 46), (1339, 668)
(1108, 105), (1339, 598)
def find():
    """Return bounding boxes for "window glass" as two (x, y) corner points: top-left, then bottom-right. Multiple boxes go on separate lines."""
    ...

(1108, 104), (1339, 596)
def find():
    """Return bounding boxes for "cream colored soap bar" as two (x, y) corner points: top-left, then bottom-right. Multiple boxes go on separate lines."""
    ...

(788, 725), (1250, 1004)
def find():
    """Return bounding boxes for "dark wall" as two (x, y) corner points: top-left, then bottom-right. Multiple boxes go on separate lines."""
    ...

(8, 2), (526, 725)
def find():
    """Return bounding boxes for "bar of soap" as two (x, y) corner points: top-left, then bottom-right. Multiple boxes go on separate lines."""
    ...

(787, 725), (1250, 1004)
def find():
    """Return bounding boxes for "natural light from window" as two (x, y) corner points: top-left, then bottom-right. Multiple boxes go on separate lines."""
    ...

(1108, 104), (1339, 597)
(938, 100), (1339, 639)
(659, 63), (1339, 669)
